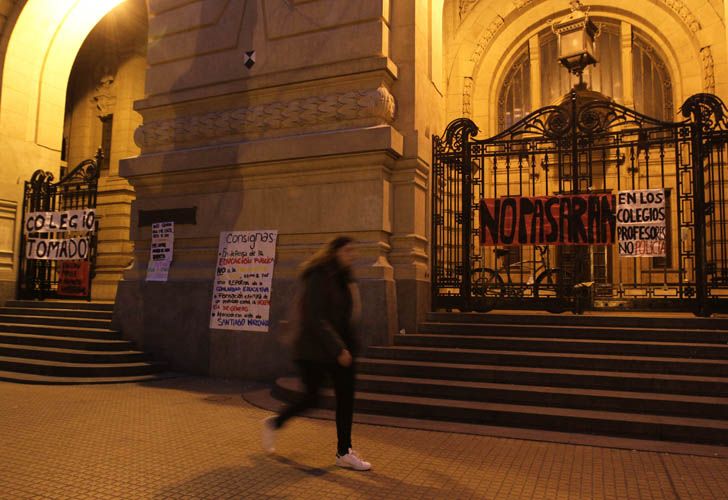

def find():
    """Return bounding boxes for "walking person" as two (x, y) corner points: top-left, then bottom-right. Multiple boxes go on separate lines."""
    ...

(262, 236), (371, 471)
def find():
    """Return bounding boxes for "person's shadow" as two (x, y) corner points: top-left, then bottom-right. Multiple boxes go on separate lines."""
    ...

(152, 452), (475, 499)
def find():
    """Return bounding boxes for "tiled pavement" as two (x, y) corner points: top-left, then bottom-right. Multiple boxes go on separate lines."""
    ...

(1, 377), (727, 500)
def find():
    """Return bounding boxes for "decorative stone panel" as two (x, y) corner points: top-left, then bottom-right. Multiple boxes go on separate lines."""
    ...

(135, 85), (396, 149)
(701, 46), (715, 93)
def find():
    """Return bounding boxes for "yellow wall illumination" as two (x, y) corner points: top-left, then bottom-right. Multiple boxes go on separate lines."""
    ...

(0, 0), (127, 156)
(431, 0), (444, 93)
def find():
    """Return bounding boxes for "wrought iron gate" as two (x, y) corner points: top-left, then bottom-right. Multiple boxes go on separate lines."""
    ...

(432, 90), (728, 315)
(17, 153), (101, 300)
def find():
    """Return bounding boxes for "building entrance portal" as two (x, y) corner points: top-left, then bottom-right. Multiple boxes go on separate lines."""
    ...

(432, 89), (728, 316)
(17, 154), (101, 300)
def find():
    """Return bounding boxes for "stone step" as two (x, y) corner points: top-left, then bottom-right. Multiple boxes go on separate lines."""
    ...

(426, 311), (728, 331)
(417, 321), (728, 344)
(0, 332), (133, 351)
(352, 374), (728, 420)
(0, 307), (113, 320)
(393, 334), (728, 359)
(4, 300), (114, 312)
(0, 300), (168, 385)
(0, 322), (120, 340)
(366, 346), (728, 377)
(274, 377), (728, 445)
(0, 370), (176, 385)
(0, 313), (112, 330)
(0, 343), (148, 364)
(0, 355), (166, 378)
(357, 357), (728, 397)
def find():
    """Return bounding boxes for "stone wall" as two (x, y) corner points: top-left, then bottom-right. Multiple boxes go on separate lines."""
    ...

(115, 0), (413, 379)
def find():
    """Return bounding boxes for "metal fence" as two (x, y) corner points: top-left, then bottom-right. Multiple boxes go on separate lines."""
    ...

(432, 90), (728, 315)
(17, 153), (101, 300)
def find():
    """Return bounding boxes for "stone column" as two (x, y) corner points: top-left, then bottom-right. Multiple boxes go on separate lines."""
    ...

(529, 34), (542, 110)
(620, 21), (634, 109)
(91, 51), (144, 301)
(387, 0), (444, 334)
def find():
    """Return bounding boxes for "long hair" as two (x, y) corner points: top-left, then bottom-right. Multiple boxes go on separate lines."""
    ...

(300, 235), (354, 278)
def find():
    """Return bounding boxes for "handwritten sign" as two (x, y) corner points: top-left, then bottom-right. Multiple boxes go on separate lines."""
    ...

(146, 222), (174, 281)
(24, 209), (95, 233)
(616, 189), (666, 257)
(210, 230), (278, 332)
(480, 194), (616, 246)
(26, 236), (90, 260)
(57, 260), (90, 297)
(24, 209), (96, 261)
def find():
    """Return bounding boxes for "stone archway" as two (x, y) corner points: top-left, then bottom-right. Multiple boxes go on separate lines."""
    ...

(442, 0), (726, 135)
(0, 0), (147, 302)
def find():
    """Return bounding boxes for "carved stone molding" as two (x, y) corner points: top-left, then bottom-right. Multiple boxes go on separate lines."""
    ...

(701, 46), (715, 93)
(92, 73), (117, 119)
(458, 0), (478, 22)
(513, 0), (536, 10)
(658, 0), (700, 33)
(134, 86), (396, 149)
(470, 16), (505, 64)
(461, 0), (711, 119)
(462, 77), (474, 117)
(460, 0), (536, 24)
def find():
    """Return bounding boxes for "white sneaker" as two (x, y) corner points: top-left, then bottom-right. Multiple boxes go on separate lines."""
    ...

(261, 416), (277, 453)
(335, 448), (371, 471)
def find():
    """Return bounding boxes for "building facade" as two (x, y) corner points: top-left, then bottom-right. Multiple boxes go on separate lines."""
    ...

(0, 0), (726, 379)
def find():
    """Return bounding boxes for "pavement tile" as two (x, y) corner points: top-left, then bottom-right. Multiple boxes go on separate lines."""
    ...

(1, 377), (727, 499)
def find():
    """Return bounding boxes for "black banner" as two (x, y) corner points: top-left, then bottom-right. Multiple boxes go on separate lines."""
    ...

(480, 194), (616, 246)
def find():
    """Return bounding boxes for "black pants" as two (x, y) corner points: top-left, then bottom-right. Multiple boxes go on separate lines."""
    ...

(275, 360), (355, 456)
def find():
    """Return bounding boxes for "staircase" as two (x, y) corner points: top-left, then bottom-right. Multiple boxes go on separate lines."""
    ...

(0, 300), (167, 384)
(274, 311), (728, 446)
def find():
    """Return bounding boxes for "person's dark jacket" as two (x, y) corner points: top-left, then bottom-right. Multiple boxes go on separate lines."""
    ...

(293, 259), (357, 363)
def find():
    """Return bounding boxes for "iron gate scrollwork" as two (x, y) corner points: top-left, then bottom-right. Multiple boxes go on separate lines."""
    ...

(17, 152), (102, 300)
(432, 89), (728, 315)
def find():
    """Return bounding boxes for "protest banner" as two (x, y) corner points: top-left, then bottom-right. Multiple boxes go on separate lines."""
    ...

(24, 209), (95, 233)
(480, 194), (616, 246)
(57, 260), (90, 297)
(25, 236), (90, 260)
(210, 230), (278, 332)
(146, 222), (174, 282)
(616, 189), (667, 257)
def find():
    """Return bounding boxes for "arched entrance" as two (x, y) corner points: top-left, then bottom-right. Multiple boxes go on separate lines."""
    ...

(432, 1), (728, 314)
(0, 0), (147, 302)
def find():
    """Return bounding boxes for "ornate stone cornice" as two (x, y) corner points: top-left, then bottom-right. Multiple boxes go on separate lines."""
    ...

(135, 86), (396, 149)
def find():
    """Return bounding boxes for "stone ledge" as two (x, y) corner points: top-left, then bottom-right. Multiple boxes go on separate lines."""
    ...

(120, 125), (404, 178)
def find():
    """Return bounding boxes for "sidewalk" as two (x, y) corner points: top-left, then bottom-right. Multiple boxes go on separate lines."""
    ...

(1, 377), (727, 499)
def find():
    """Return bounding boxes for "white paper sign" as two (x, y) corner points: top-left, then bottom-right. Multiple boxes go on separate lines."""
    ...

(146, 222), (174, 282)
(210, 230), (278, 332)
(616, 189), (667, 257)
